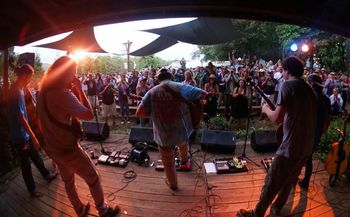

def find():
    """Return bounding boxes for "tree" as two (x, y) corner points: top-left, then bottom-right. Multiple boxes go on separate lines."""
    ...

(198, 20), (282, 62)
(134, 55), (169, 70)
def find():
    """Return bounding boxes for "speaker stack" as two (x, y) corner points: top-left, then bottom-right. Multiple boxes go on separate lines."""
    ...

(82, 121), (110, 141)
(200, 129), (236, 153)
(250, 130), (278, 152)
(128, 127), (157, 147)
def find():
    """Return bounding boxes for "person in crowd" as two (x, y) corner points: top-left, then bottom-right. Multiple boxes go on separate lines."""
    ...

(230, 79), (249, 124)
(340, 74), (349, 110)
(84, 73), (98, 108)
(99, 77), (118, 126)
(135, 68), (207, 190)
(217, 67), (228, 107)
(201, 62), (216, 89)
(330, 87), (343, 116)
(203, 74), (219, 118)
(238, 56), (317, 217)
(223, 67), (238, 121)
(182, 70), (196, 86)
(7, 64), (57, 198)
(324, 72), (338, 97)
(117, 74), (130, 124)
(261, 70), (277, 106)
(37, 56), (119, 217)
(128, 70), (139, 106)
(96, 73), (104, 94)
(136, 77), (150, 127)
(298, 73), (331, 189)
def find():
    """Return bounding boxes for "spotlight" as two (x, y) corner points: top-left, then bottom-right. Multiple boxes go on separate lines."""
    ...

(290, 43), (298, 52)
(301, 44), (309, 53)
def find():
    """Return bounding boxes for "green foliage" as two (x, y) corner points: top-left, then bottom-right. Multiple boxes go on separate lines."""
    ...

(317, 117), (350, 160)
(208, 115), (230, 130)
(198, 20), (282, 61)
(134, 55), (169, 70)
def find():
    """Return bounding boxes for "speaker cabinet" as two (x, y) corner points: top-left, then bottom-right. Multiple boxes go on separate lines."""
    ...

(128, 127), (156, 147)
(250, 130), (278, 152)
(200, 130), (236, 153)
(82, 121), (109, 141)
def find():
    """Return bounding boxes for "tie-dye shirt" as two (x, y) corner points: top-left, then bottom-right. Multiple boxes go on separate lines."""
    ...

(139, 80), (205, 147)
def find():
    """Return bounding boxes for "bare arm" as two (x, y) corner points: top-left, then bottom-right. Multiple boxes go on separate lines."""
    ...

(19, 113), (40, 150)
(262, 104), (285, 125)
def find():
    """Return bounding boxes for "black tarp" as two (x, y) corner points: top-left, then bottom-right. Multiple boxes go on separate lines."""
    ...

(35, 27), (107, 53)
(130, 17), (242, 56)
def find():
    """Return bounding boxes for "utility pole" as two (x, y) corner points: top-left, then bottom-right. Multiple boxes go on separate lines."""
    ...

(123, 40), (132, 72)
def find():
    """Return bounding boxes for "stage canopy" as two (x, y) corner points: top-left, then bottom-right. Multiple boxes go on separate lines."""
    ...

(1, 1), (350, 50)
(130, 17), (241, 56)
(35, 27), (107, 53)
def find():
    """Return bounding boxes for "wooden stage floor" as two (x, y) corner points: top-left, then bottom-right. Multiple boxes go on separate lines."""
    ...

(0, 133), (350, 217)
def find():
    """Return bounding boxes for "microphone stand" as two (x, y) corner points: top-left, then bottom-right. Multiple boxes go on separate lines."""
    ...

(94, 95), (107, 154)
(240, 83), (260, 167)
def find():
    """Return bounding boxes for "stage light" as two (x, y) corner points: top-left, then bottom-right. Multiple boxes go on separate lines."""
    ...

(301, 44), (309, 53)
(290, 43), (298, 52)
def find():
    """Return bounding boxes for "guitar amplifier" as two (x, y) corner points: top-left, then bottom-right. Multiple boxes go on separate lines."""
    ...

(251, 130), (278, 152)
(200, 130), (236, 153)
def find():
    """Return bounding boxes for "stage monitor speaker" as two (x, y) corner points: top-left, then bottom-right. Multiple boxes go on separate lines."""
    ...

(82, 121), (110, 141)
(200, 130), (236, 153)
(128, 127), (156, 147)
(250, 130), (278, 152)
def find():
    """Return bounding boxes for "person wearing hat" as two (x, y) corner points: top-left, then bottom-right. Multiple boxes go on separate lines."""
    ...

(200, 62), (216, 89)
(136, 68), (207, 190)
(204, 74), (219, 118)
(297, 73), (331, 190)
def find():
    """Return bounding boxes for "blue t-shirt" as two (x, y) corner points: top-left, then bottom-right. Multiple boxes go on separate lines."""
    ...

(7, 85), (30, 144)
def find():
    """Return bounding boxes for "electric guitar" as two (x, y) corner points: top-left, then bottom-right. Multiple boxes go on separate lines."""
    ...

(251, 83), (283, 144)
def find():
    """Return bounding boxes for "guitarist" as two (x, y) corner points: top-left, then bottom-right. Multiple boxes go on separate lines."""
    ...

(238, 56), (317, 217)
(136, 68), (207, 191)
(298, 73), (331, 189)
(37, 56), (119, 217)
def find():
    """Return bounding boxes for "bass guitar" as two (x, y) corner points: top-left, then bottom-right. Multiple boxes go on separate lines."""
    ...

(325, 110), (349, 186)
(251, 83), (283, 144)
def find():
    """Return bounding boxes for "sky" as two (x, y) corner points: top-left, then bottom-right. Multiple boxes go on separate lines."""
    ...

(14, 18), (201, 66)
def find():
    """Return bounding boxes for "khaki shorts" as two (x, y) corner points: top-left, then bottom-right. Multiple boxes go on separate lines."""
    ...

(102, 103), (117, 117)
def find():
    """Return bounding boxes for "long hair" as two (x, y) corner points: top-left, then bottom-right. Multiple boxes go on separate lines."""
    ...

(39, 56), (77, 91)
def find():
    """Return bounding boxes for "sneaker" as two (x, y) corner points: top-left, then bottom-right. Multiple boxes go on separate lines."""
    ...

(99, 204), (120, 217)
(120, 121), (125, 124)
(30, 191), (44, 198)
(237, 209), (257, 217)
(127, 120), (131, 124)
(45, 171), (58, 184)
(179, 158), (191, 171)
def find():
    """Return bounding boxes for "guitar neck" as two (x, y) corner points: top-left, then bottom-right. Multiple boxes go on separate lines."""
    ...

(254, 86), (276, 110)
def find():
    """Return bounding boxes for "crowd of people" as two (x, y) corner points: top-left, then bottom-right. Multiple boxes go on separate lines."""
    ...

(75, 55), (349, 128)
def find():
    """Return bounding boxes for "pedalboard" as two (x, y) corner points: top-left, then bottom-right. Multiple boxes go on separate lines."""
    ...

(97, 151), (130, 168)
(214, 157), (248, 174)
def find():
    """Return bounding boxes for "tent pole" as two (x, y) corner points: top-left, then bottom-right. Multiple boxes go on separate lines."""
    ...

(2, 49), (9, 102)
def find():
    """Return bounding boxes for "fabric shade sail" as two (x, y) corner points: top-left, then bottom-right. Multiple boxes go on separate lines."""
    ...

(130, 17), (242, 56)
(35, 27), (107, 53)
(130, 36), (178, 56)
